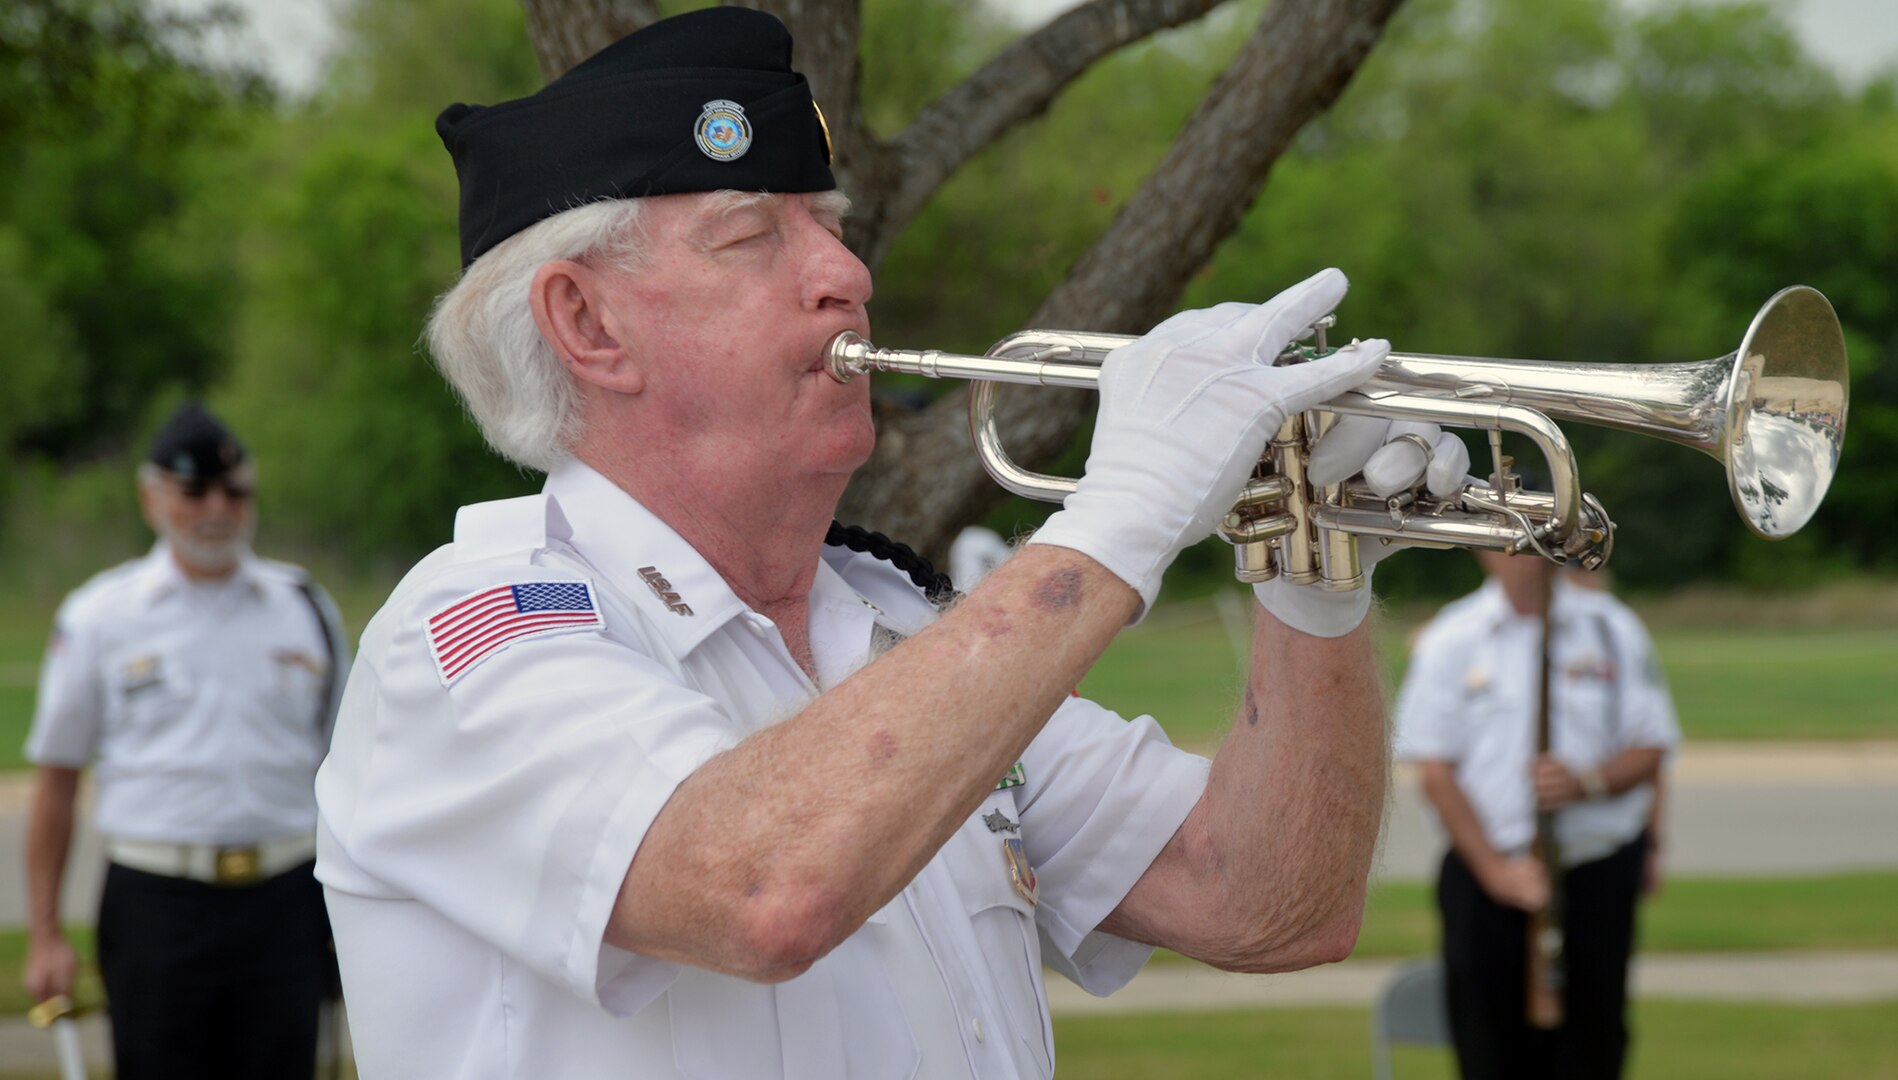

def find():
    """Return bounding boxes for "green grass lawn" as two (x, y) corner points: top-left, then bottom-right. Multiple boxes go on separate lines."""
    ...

(1137, 871), (1898, 963)
(1359, 871), (1898, 956)
(0, 688), (33, 771)
(1051, 1000), (1898, 1079)
(1077, 598), (1898, 749)
(1657, 629), (1898, 740)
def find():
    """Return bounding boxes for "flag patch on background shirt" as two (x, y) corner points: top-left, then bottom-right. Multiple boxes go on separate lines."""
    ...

(426, 581), (603, 685)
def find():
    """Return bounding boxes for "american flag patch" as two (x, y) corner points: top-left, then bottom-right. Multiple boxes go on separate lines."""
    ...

(426, 581), (604, 686)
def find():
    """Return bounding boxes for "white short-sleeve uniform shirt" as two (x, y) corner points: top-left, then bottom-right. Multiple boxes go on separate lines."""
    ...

(1392, 578), (1680, 866)
(27, 545), (347, 844)
(316, 460), (1208, 1080)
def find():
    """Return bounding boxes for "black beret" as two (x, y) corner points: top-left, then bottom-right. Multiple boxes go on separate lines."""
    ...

(438, 7), (836, 268)
(147, 403), (246, 480)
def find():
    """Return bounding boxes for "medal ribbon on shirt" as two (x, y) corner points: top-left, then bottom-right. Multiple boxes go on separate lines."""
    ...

(1001, 836), (1039, 907)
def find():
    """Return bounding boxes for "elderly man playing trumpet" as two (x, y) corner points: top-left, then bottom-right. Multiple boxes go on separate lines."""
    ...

(316, 9), (1460, 1078)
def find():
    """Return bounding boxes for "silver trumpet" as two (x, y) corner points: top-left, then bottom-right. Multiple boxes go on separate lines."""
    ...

(826, 286), (1849, 589)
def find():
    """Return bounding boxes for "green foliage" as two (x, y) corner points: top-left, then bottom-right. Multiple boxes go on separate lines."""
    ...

(319, 0), (540, 113)
(0, 230), (80, 461)
(0, 0), (271, 460)
(209, 0), (545, 560)
(3, 0), (1892, 584)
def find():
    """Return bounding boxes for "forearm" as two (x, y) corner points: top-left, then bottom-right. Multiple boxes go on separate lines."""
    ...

(612, 545), (1138, 977)
(24, 767), (80, 939)
(1596, 746), (1666, 797)
(1106, 603), (1387, 972)
(1646, 773), (1666, 838)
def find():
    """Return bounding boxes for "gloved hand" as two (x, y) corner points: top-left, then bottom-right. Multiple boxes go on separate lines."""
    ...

(1253, 416), (1473, 637)
(1307, 416), (1471, 497)
(1028, 268), (1388, 617)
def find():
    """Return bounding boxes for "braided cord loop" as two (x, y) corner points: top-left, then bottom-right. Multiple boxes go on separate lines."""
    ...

(825, 522), (957, 605)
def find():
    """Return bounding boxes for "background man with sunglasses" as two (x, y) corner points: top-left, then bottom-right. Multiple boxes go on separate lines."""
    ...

(21, 402), (349, 1079)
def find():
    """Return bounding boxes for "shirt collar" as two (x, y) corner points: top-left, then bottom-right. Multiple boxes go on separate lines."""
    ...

(1475, 573), (1583, 632)
(806, 556), (886, 689)
(542, 459), (752, 657)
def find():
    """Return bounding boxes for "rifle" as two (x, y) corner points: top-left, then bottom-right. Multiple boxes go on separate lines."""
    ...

(1526, 565), (1566, 1028)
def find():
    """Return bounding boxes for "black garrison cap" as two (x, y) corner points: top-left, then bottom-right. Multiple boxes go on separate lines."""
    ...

(437, 7), (836, 268)
(147, 403), (246, 481)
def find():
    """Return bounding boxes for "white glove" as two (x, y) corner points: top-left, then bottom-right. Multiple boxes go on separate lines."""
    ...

(1307, 416), (1470, 496)
(1253, 418), (1472, 637)
(1028, 268), (1388, 617)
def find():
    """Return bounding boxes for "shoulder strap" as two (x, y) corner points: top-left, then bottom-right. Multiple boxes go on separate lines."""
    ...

(825, 522), (956, 605)
(1589, 611), (1624, 744)
(293, 581), (344, 738)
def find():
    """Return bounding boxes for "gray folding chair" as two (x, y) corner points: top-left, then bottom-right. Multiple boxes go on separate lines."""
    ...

(1370, 956), (1450, 1080)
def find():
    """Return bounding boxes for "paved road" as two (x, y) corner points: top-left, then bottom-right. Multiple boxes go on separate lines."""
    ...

(1, 742), (1894, 925)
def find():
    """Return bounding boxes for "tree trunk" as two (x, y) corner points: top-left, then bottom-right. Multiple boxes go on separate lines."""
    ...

(520, 0), (659, 80)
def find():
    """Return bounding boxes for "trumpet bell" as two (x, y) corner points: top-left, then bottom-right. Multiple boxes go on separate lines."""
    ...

(1725, 285), (1849, 538)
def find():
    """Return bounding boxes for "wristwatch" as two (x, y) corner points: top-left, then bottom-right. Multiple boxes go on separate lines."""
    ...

(1580, 767), (1610, 800)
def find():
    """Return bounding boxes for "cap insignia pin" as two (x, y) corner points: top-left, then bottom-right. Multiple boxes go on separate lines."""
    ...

(694, 99), (752, 162)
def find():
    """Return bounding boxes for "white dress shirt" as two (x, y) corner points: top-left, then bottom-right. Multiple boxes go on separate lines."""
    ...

(27, 544), (348, 844)
(1393, 578), (1680, 866)
(316, 459), (1209, 1080)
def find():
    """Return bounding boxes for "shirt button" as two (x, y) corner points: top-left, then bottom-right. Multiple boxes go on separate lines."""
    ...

(972, 1017), (986, 1043)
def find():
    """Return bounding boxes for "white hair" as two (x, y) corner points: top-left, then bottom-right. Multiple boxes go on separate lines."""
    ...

(425, 190), (853, 472)
(424, 199), (652, 472)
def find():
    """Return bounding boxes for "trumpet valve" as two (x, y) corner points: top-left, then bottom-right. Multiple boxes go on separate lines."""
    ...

(1233, 541), (1278, 583)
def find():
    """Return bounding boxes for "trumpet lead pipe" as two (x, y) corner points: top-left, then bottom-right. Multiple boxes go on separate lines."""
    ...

(826, 331), (1102, 388)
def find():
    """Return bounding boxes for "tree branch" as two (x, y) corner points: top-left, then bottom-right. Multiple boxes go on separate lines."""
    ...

(838, 0), (1408, 559)
(865, 0), (1233, 269)
(519, 0), (660, 80)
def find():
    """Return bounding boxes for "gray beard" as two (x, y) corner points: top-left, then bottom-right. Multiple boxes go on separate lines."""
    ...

(164, 523), (253, 576)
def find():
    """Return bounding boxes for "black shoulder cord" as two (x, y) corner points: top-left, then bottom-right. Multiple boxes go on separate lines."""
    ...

(293, 581), (341, 738)
(825, 522), (957, 605)
(1590, 612), (1626, 745)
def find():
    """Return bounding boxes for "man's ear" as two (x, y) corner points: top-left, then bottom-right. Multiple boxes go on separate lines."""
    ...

(529, 260), (646, 395)
(135, 479), (160, 533)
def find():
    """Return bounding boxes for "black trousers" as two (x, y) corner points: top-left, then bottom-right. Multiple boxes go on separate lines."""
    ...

(1437, 834), (1648, 1080)
(97, 859), (332, 1080)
